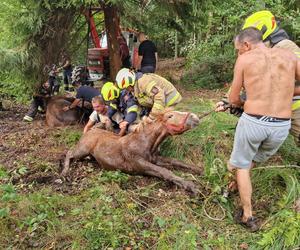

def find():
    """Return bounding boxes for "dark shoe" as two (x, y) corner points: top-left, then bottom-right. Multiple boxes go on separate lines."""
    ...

(234, 208), (260, 232)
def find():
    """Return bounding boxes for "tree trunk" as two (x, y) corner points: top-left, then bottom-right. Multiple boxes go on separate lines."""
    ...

(101, 2), (121, 80)
(174, 30), (178, 59)
(36, 8), (76, 83)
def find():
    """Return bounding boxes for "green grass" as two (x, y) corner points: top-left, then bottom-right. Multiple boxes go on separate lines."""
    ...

(1, 98), (300, 249)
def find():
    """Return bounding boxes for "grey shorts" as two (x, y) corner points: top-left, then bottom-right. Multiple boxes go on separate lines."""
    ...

(230, 113), (291, 169)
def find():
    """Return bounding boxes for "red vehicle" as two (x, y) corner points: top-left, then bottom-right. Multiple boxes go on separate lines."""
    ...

(85, 10), (139, 80)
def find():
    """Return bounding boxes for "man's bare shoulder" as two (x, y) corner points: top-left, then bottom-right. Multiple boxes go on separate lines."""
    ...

(236, 49), (261, 64)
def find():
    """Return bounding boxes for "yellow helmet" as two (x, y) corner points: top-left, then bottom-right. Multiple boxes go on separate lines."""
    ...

(243, 10), (277, 41)
(116, 68), (136, 89)
(101, 82), (120, 101)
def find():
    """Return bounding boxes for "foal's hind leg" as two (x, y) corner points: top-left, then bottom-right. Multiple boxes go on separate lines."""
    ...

(155, 156), (203, 175)
(137, 159), (199, 194)
(61, 144), (91, 176)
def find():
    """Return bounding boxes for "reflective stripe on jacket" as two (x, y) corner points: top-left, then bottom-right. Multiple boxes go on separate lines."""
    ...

(292, 100), (300, 111)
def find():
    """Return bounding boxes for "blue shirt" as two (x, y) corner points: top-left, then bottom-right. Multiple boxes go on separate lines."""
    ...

(76, 86), (100, 102)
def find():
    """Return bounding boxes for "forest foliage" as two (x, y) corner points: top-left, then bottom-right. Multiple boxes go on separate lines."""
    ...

(1, 1), (300, 249)
(0, 0), (299, 99)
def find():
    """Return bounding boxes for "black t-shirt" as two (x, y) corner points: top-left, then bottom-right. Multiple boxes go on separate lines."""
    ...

(76, 86), (100, 102)
(138, 40), (157, 67)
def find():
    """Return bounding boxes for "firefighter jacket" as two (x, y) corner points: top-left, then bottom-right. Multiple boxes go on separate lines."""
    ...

(108, 90), (138, 124)
(134, 73), (182, 115)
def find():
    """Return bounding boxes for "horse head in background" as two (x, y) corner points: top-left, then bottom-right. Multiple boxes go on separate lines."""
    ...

(46, 96), (91, 127)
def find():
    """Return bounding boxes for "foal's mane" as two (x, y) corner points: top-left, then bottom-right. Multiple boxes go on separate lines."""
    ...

(131, 109), (173, 134)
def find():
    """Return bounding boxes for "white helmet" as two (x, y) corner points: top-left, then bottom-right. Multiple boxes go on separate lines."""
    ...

(115, 68), (136, 89)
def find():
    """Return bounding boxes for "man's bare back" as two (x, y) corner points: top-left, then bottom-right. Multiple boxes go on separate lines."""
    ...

(239, 47), (297, 118)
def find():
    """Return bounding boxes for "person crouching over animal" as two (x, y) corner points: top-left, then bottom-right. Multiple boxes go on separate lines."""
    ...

(62, 81), (100, 112)
(83, 96), (111, 134)
(101, 81), (139, 136)
(23, 80), (51, 122)
(115, 68), (182, 119)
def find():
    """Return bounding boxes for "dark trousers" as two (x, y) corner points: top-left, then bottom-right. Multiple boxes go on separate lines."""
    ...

(49, 76), (60, 95)
(141, 65), (155, 73)
(63, 68), (72, 91)
(26, 97), (45, 118)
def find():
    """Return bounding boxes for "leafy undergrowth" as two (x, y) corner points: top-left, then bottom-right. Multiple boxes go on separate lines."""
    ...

(1, 96), (300, 249)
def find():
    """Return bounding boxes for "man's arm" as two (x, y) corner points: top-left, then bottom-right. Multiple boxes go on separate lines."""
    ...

(149, 86), (166, 116)
(83, 119), (95, 134)
(137, 55), (143, 70)
(63, 98), (81, 111)
(118, 97), (138, 136)
(228, 56), (244, 107)
(62, 59), (71, 69)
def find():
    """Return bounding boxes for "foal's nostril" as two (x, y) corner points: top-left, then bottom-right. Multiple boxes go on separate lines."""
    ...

(187, 114), (200, 128)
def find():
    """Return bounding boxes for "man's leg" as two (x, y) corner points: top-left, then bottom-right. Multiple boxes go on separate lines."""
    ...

(229, 162), (259, 231)
(236, 168), (252, 221)
(63, 70), (69, 91)
(24, 97), (40, 121)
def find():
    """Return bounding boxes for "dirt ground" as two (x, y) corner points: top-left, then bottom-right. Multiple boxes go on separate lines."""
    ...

(0, 59), (225, 195)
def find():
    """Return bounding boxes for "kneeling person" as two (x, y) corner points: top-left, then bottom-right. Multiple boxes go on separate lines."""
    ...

(63, 82), (100, 112)
(101, 82), (139, 136)
(83, 96), (111, 134)
(115, 68), (182, 119)
(23, 80), (51, 122)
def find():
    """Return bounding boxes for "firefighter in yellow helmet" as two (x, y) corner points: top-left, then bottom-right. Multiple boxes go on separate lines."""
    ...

(243, 10), (300, 146)
(115, 68), (182, 118)
(101, 81), (139, 136)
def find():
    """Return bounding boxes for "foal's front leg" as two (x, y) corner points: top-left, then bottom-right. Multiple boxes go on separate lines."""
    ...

(155, 156), (203, 175)
(136, 158), (199, 194)
(61, 144), (91, 176)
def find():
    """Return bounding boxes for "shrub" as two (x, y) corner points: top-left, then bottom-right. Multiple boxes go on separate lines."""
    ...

(181, 55), (234, 90)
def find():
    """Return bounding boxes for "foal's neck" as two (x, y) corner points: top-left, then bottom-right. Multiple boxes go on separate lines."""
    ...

(133, 121), (169, 152)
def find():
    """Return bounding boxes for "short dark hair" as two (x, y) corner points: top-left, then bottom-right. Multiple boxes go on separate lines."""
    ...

(236, 27), (263, 44)
(92, 95), (105, 105)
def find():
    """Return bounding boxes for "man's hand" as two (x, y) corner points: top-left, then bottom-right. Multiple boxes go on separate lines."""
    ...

(118, 121), (129, 136)
(119, 121), (129, 130)
(215, 101), (228, 112)
(63, 106), (70, 112)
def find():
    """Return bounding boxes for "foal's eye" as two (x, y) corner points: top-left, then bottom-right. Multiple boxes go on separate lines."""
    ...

(168, 114), (173, 118)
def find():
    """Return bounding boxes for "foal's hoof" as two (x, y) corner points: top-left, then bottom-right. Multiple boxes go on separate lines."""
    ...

(61, 169), (68, 177)
(184, 182), (199, 195)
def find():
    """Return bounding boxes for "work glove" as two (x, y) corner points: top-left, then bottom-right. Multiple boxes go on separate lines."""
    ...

(215, 100), (231, 112)
(215, 100), (244, 117)
(229, 106), (244, 117)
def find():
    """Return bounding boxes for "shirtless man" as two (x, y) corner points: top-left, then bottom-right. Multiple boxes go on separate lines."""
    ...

(219, 28), (300, 231)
